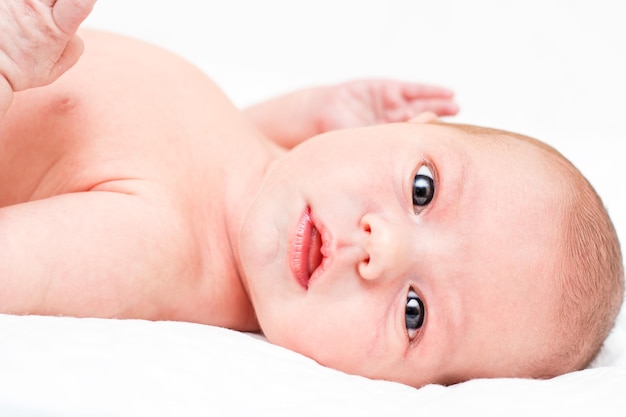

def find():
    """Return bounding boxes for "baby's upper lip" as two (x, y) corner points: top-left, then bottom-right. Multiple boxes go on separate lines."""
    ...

(308, 210), (331, 286)
(308, 223), (323, 281)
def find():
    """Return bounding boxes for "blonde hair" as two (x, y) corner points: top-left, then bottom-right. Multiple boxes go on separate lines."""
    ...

(551, 151), (624, 371)
(448, 122), (624, 376)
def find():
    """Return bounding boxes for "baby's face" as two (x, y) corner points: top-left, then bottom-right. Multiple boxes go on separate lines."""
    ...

(239, 122), (564, 387)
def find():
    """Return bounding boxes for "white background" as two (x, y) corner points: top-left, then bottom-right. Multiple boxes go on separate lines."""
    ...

(1, 3), (625, 415)
(85, 0), (626, 248)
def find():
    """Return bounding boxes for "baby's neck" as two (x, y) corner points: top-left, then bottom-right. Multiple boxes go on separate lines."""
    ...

(224, 137), (285, 294)
(203, 131), (284, 331)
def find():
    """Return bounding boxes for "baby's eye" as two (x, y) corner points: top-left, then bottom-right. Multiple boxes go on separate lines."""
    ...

(413, 165), (434, 212)
(405, 288), (425, 341)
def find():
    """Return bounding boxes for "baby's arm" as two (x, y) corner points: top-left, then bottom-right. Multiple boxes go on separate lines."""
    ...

(0, 0), (95, 120)
(0, 188), (195, 319)
(245, 79), (459, 149)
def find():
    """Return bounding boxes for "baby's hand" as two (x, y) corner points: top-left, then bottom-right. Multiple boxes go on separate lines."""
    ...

(0, 0), (96, 94)
(316, 79), (458, 132)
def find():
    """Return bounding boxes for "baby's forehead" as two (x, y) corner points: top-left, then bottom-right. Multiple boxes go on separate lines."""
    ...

(442, 122), (556, 157)
(436, 124), (569, 283)
(442, 123), (570, 185)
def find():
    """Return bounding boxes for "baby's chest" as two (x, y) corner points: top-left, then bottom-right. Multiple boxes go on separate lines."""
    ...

(0, 88), (214, 205)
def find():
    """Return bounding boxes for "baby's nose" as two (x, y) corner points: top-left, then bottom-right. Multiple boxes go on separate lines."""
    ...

(357, 213), (413, 282)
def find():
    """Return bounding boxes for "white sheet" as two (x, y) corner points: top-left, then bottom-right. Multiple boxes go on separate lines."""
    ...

(2, 1), (625, 415)
(0, 313), (625, 417)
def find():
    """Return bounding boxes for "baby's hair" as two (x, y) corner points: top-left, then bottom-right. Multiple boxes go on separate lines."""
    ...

(550, 149), (624, 370)
(444, 122), (624, 376)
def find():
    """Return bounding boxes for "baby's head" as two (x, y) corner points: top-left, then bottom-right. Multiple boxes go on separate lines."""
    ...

(239, 118), (624, 387)
(443, 123), (624, 378)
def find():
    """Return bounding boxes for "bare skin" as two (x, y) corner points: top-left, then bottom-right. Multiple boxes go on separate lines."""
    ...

(6, 0), (612, 390)
(0, 1), (458, 332)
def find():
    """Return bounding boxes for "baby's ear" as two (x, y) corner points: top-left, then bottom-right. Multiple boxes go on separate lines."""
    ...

(408, 111), (439, 124)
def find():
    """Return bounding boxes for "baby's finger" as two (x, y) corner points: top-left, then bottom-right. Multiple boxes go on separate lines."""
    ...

(386, 99), (459, 122)
(47, 34), (84, 82)
(403, 83), (455, 99)
(382, 85), (405, 109)
(411, 98), (459, 117)
(52, 0), (96, 34)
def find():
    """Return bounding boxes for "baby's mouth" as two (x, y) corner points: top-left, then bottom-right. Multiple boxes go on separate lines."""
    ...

(308, 224), (323, 279)
(291, 208), (324, 289)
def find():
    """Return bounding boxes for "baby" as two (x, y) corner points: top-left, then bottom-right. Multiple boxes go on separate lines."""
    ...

(1, 0), (623, 388)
